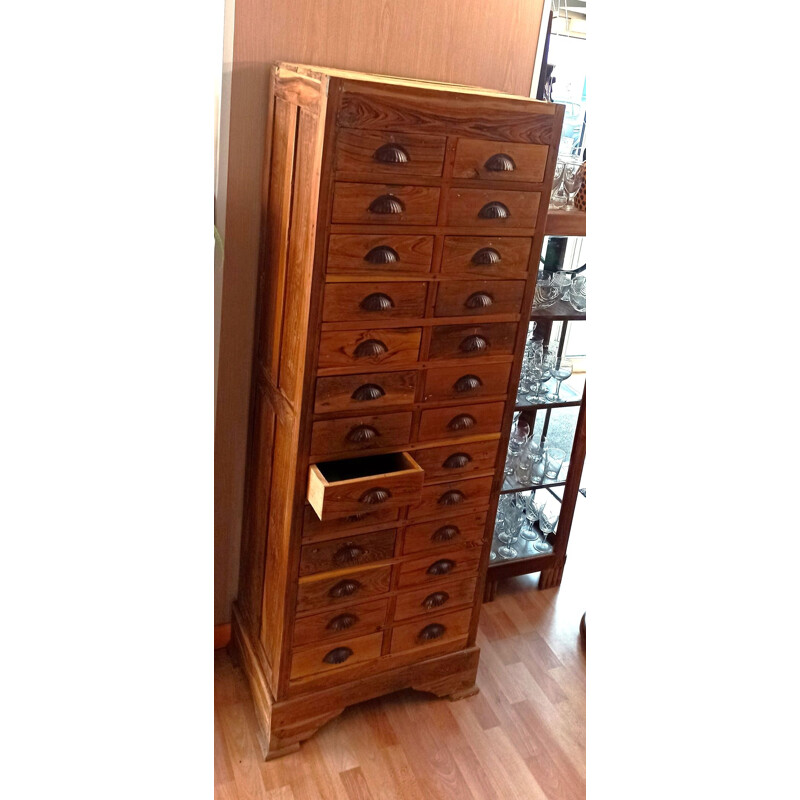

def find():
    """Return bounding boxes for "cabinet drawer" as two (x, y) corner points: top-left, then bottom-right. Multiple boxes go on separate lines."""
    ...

(389, 608), (473, 654)
(296, 565), (393, 613)
(452, 138), (549, 183)
(292, 599), (390, 647)
(303, 504), (399, 542)
(335, 130), (446, 178)
(318, 328), (422, 370)
(322, 282), (427, 322)
(444, 188), (540, 228)
(310, 413), (413, 458)
(396, 547), (483, 589)
(299, 529), (397, 577)
(428, 323), (516, 361)
(327, 234), (434, 275)
(417, 401), (505, 442)
(441, 237), (532, 279)
(393, 577), (479, 622)
(422, 362), (512, 402)
(411, 440), (500, 482)
(307, 451), (423, 519)
(407, 475), (493, 521)
(291, 631), (384, 681)
(314, 370), (417, 415)
(332, 183), (440, 225)
(402, 512), (487, 555)
(434, 279), (526, 318)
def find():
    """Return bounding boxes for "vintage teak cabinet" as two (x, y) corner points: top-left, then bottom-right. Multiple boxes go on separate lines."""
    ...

(233, 63), (564, 759)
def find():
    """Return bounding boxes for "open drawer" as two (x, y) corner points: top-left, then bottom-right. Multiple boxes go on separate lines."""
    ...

(308, 451), (424, 521)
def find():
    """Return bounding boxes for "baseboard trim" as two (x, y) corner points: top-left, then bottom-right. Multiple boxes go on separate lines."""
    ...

(215, 623), (232, 649)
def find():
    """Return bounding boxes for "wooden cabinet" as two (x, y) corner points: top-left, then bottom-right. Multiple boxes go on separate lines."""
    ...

(232, 63), (564, 760)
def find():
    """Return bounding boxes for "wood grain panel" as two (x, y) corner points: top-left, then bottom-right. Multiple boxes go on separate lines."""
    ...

(433, 279), (526, 318)
(392, 576), (479, 621)
(335, 129), (446, 177)
(302, 504), (399, 542)
(314, 370), (417, 414)
(441, 236), (533, 279)
(310, 412), (413, 457)
(402, 512), (488, 555)
(444, 188), (541, 228)
(417, 401), (505, 442)
(410, 439), (500, 482)
(332, 183), (440, 225)
(326, 234), (434, 274)
(318, 328), (422, 369)
(322, 282), (427, 322)
(296, 565), (393, 613)
(407, 475), (493, 521)
(389, 608), (473, 654)
(453, 138), (550, 183)
(422, 361), (513, 402)
(427, 322), (516, 361)
(299, 529), (397, 576)
(396, 547), (483, 589)
(291, 598), (390, 647)
(290, 631), (384, 680)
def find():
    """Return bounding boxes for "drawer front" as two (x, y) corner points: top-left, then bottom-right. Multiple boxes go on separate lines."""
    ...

(314, 370), (417, 415)
(434, 279), (526, 318)
(332, 183), (440, 225)
(303, 505), (399, 542)
(327, 234), (434, 275)
(441, 236), (532, 279)
(292, 599), (390, 647)
(335, 130), (446, 178)
(407, 475), (494, 521)
(411, 440), (500, 482)
(296, 565), (393, 613)
(318, 328), (422, 370)
(393, 577), (479, 622)
(310, 412), (413, 457)
(402, 511), (488, 555)
(428, 323), (516, 361)
(444, 188), (541, 228)
(322, 282), (427, 322)
(291, 631), (384, 681)
(422, 362), (512, 403)
(389, 608), (473, 654)
(396, 547), (483, 589)
(299, 529), (397, 577)
(417, 401), (505, 442)
(452, 139), (549, 183)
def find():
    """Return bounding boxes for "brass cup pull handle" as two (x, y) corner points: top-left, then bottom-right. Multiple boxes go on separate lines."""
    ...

(359, 487), (391, 505)
(443, 453), (471, 469)
(326, 613), (358, 631)
(351, 383), (386, 402)
(478, 201), (510, 219)
(360, 293), (395, 312)
(323, 647), (354, 665)
(465, 292), (493, 309)
(454, 374), (482, 392)
(459, 335), (488, 353)
(422, 591), (450, 609)
(373, 143), (410, 163)
(438, 490), (465, 506)
(329, 579), (361, 598)
(354, 339), (388, 358)
(418, 623), (446, 641)
(432, 525), (460, 542)
(484, 153), (516, 172)
(333, 544), (367, 564)
(426, 559), (455, 575)
(447, 414), (476, 431)
(345, 511), (369, 522)
(471, 247), (501, 265)
(346, 424), (379, 443)
(364, 245), (399, 264)
(369, 194), (405, 214)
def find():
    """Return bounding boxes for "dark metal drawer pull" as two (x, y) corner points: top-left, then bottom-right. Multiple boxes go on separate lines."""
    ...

(360, 292), (395, 312)
(422, 591), (450, 609)
(364, 245), (399, 264)
(351, 383), (385, 402)
(326, 613), (358, 631)
(448, 414), (476, 431)
(354, 339), (388, 358)
(471, 247), (501, 265)
(345, 512), (369, 522)
(329, 579), (361, 598)
(369, 194), (405, 214)
(438, 490), (465, 506)
(443, 453), (471, 469)
(432, 525), (460, 542)
(484, 153), (516, 172)
(359, 487), (391, 505)
(334, 543), (367, 564)
(478, 201), (510, 219)
(427, 559), (456, 575)
(454, 374), (482, 392)
(374, 143), (409, 163)
(418, 623), (446, 641)
(323, 647), (354, 664)
(346, 424), (379, 443)
(459, 335), (488, 353)
(465, 292), (493, 309)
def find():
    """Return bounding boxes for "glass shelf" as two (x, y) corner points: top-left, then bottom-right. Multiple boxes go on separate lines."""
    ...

(501, 470), (569, 493)
(531, 299), (585, 322)
(515, 374), (584, 411)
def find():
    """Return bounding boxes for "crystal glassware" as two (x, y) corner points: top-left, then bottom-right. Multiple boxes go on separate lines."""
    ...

(568, 275), (586, 313)
(544, 447), (566, 480)
(534, 501), (559, 552)
(563, 161), (583, 210)
(550, 160), (567, 208)
(520, 492), (540, 541)
(533, 273), (560, 309)
(548, 357), (574, 402)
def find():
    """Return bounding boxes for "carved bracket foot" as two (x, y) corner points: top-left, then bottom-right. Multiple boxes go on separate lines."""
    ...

(538, 556), (566, 590)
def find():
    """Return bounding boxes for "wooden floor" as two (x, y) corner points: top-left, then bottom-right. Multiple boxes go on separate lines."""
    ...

(215, 501), (587, 800)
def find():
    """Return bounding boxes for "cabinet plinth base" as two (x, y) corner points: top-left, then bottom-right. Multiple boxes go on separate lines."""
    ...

(232, 603), (480, 760)
(538, 555), (566, 590)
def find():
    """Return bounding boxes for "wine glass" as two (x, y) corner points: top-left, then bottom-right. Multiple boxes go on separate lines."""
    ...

(550, 161), (568, 209)
(563, 162), (583, 210)
(496, 499), (521, 558)
(535, 501), (559, 553)
(548, 357), (574, 402)
(505, 415), (530, 478)
(520, 492), (540, 541)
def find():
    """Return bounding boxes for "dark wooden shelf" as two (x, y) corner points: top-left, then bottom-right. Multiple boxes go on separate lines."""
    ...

(531, 299), (585, 321)
(487, 551), (557, 578)
(545, 207), (586, 236)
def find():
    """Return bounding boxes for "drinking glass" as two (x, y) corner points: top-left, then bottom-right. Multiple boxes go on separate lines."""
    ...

(505, 415), (529, 478)
(534, 501), (559, 552)
(533, 273), (560, 309)
(496, 500), (521, 558)
(563, 161), (583, 210)
(568, 276), (586, 312)
(548, 357), (574, 402)
(544, 447), (566, 480)
(550, 160), (567, 208)
(520, 492), (540, 541)
(524, 363), (547, 403)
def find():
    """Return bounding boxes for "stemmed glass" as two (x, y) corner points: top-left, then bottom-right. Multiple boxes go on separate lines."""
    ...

(550, 160), (567, 209)
(534, 500), (559, 553)
(563, 161), (583, 210)
(505, 414), (529, 478)
(495, 495), (522, 559)
(520, 492), (540, 542)
(548, 357), (574, 403)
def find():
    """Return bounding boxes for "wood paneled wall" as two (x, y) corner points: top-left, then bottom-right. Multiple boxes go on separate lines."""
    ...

(214, 0), (546, 626)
